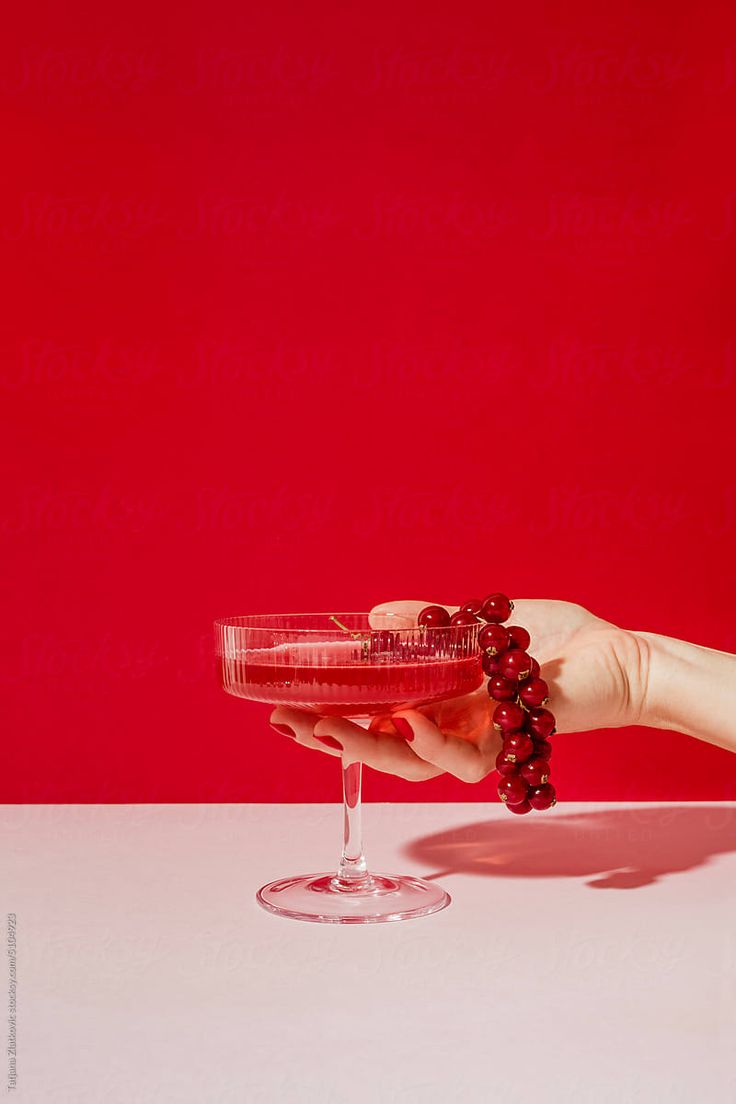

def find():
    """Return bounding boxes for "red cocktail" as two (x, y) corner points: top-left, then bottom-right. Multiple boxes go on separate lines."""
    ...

(215, 612), (481, 923)
(218, 642), (481, 715)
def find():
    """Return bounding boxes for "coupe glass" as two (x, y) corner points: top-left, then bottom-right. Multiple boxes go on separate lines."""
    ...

(215, 612), (482, 923)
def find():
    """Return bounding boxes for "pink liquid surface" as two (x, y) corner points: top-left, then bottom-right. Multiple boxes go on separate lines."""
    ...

(218, 645), (482, 716)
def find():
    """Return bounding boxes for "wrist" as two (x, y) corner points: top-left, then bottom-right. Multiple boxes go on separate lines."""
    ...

(604, 627), (653, 730)
(630, 631), (664, 730)
(635, 631), (697, 733)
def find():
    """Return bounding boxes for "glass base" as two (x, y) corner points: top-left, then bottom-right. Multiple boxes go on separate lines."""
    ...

(256, 872), (451, 924)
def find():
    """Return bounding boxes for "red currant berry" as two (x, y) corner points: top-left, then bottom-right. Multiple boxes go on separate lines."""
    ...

(502, 733), (535, 763)
(460, 598), (483, 616)
(528, 657), (541, 679)
(525, 708), (556, 740)
(498, 649), (532, 682)
(505, 798), (533, 815)
(482, 652), (504, 677)
(532, 738), (552, 761)
(449, 610), (479, 626)
(495, 750), (520, 777)
(519, 677), (550, 709)
(520, 757), (551, 787)
(479, 623), (510, 655)
(417, 605), (451, 628)
(507, 625), (531, 651)
(480, 593), (513, 624)
(498, 775), (529, 805)
(493, 702), (526, 734)
(488, 675), (517, 701)
(528, 783), (557, 810)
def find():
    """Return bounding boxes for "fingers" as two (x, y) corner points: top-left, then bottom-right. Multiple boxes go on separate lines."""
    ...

(392, 709), (498, 784)
(368, 600), (458, 629)
(313, 717), (444, 781)
(271, 703), (500, 785)
(268, 707), (344, 754)
(269, 707), (443, 780)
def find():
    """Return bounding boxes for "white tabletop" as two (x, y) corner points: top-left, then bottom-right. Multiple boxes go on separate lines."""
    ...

(1, 801), (734, 1103)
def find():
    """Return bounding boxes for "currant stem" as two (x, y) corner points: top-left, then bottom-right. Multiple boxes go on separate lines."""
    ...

(329, 615), (362, 639)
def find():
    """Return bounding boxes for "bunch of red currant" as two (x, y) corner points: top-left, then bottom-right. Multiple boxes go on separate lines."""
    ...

(417, 595), (557, 815)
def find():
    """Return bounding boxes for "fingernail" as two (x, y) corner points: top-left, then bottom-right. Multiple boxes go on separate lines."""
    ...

(314, 734), (343, 750)
(271, 723), (296, 739)
(393, 717), (414, 742)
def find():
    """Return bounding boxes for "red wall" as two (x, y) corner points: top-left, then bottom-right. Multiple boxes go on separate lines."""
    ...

(3, 0), (736, 803)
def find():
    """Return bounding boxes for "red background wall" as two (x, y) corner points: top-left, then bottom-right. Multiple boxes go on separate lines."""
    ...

(2, 0), (736, 803)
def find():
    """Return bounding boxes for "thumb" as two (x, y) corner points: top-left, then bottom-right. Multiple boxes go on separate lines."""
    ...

(368, 599), (460, 629)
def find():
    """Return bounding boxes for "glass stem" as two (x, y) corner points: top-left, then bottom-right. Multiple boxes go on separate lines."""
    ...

(335, 761), (370, 886)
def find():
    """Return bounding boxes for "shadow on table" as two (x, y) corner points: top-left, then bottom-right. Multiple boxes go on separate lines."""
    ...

(403, 805), (736, 889)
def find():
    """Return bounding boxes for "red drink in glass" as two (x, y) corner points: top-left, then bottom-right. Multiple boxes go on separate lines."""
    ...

(215, 612), (480, 923)
(218, 643), (481, 715)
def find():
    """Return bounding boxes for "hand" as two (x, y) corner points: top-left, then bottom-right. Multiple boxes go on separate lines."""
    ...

(270, 599), (648, 783)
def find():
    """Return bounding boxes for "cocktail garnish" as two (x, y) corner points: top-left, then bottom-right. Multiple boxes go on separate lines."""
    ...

(329, 615), (363, 639)
(418, 595), (557, 814)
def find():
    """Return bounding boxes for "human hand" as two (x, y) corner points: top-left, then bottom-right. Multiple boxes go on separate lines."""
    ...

(270, 598), (647, 783)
